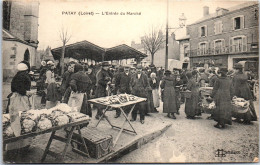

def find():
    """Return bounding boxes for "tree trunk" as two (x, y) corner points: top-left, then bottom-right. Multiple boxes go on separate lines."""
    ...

(60, 43), (65, 75)
(151, 53), (154, 65)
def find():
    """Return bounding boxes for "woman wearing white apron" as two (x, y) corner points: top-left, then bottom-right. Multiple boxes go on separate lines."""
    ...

(5, 61), (34, 155)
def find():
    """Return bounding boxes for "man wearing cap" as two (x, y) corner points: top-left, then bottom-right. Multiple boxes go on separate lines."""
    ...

(130, 64), (149, 124)
(95, 61), (112, 120)
(114, 65), (132, 118)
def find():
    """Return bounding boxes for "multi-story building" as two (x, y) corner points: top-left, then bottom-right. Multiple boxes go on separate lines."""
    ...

(178, 2), (259, 71)
(2, 0), (39, 79)
(132, 32), (180, 68)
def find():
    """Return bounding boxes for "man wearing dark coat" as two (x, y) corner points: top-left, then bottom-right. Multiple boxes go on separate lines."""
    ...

(114, 65), (132, 118)
(69, 63), (92, 116)
(95, 62), (112, 119)
(130, 64), (149, 124)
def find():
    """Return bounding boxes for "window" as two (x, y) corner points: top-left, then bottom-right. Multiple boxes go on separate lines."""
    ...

(213, 39), (225, 54)
(214, 21), (223, 34)
(199, 25), (207, 37)
(198, 42), (208, 55)
(3, 1), (12, 30)
(233, 16), (244, 30)
(229, 36), (247, 52)
(184, 45), (189, 57)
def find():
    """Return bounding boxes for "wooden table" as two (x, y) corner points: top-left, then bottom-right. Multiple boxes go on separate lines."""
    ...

(89, 96), (146, 147)
(3, 119), (91, 162)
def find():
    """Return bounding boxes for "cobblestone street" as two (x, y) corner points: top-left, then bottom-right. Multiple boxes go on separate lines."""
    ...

(115, 103), (259, 163)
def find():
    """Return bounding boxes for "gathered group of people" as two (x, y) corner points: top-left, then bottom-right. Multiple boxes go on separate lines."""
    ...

(8, 59), (258, 130)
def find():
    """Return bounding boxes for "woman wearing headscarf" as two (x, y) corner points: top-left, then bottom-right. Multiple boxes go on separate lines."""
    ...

(149, 72), (160, 112)
(5, 61), (34, 154)
(232, 63), (257, 124)
(211, 67), (234, 129)
(45, 61), (61, 108)
(160, 70), (177, 119)
(184, 71), (200, 119)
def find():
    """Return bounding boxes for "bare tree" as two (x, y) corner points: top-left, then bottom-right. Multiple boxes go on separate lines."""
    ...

(141, 27), (165, 65)
(59, 26), (72, 75)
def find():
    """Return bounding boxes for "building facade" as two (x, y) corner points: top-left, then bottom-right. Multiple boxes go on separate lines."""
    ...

(179, 2), (259, 71)
(131, 32), (180, 68)
(2, 0), (39, 79)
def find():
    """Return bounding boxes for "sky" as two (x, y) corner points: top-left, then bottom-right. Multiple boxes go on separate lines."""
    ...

(37, 0), (252, 50)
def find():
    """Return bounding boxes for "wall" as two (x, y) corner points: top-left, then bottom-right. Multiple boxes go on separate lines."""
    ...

(188, 4), (259, 51)
(2, 40), (36, 79)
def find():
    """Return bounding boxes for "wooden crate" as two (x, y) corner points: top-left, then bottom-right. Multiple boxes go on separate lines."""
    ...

(72, 128), (113, 159)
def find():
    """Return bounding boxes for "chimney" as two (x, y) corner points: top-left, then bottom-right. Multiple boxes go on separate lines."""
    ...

(203, 6), (209, 17)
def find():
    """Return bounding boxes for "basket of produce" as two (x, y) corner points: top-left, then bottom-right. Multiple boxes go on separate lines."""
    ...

(231, 97), (250, 114)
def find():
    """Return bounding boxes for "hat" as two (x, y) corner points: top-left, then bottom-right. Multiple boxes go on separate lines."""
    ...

(192, 70), (198, 76)
(17, 63), (28, 71)
(130, 66), (136, 69)
(41, 61), (47, 66)
(124, 65), (131, 69)
(101, 61), (110, 67)
(136, 64), (142, 69)
(150, 72), (156, 78)
(47, 61), (55, 65)
(233, 63), (243, 69)
(199, 68), (205, 73)
(186, 72), (192, 79)
(164, 70), (171, 75)
(74, 63), (83, 72)
(219, 66), (228, 73)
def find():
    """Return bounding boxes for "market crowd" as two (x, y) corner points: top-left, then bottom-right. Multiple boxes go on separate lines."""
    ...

(8, 60), (258, 130)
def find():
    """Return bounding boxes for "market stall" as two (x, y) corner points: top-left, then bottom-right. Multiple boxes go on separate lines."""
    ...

(3, 104), (91, 162)
(88, 94), (146, 147)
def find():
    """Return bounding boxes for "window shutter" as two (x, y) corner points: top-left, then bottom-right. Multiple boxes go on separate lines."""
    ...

(222, 39), (225, 53)
(197, 43), (200, 55)
(220, 21), (223, 33)
(205, 25), (208, 36)
(214, 22), (216, 34)
(199, 27), (201, 37)
(241, 16), (245, 29)
(232, 18), (235, 30)
(211, 41), (215, 54)
(229, 38), (233, 53)
(242, 36), (247, 51)
(206, 42), (209, 54)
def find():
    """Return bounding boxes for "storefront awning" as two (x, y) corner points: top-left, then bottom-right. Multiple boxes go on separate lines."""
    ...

(51, 40), (147, 62)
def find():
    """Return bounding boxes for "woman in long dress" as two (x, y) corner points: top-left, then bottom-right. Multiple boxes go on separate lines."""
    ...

(232, 63), (257, 124)
(160, 70), (177, 119)
(211, 67), (234, 129)
(185, 71), (200, 119)
(149, 72), (160, 112)
(5, 61), (34, 157)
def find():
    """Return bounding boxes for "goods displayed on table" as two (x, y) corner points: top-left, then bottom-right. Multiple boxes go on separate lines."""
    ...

(96, 94), (138, 105)
(3, 103), (90, 139)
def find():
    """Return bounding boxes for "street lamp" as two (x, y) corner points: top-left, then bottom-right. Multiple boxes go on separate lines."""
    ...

(165, 1), (187, 70)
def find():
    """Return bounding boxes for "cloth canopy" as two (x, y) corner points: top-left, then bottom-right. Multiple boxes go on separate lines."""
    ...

(51, 40), (147, 62)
